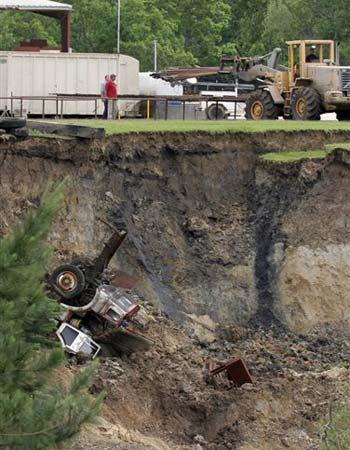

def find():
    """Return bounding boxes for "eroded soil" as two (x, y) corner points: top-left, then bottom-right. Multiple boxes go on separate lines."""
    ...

(1, 131), (350, 449)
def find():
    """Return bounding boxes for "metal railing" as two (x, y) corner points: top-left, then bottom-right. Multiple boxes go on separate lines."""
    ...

(0, 94), (248, 120)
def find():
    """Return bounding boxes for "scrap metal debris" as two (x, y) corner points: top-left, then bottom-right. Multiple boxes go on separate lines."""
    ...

(206, 357), (253, 388)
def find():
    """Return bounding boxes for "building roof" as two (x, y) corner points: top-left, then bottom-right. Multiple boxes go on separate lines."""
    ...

(0, 0), (72, 11)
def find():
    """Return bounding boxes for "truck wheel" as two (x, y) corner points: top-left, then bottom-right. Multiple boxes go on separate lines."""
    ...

(206, 103), (228, 120)
(291, 87), (321, 120)
(245, 90), (278, 120)
(0, 118), (26, 129)
(50, 264), (85, 300)
(336, 111), (350, 121)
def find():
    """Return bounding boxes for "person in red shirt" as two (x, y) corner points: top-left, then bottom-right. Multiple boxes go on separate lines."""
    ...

(105, 74), (118, 98)
(104, 74), (118, 119)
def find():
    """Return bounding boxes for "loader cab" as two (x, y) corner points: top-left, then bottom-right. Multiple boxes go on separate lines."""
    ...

(287, 40), (335, 85)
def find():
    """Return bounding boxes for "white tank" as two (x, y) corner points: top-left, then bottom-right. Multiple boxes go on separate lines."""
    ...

(139, 72), (183, 96)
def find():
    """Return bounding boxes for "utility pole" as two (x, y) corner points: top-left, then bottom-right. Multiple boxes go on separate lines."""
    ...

(116, 0), (121, 120)
(154, 39), (158, 72)
(117, 0), (121, 54)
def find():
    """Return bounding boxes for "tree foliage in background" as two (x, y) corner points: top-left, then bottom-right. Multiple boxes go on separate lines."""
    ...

(0, 11), (59, 50)
(0, 182), (102, 450)
(1, 0), (350, 69)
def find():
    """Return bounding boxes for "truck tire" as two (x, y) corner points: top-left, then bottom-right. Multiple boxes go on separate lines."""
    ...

(50, 264), (85, 300)
(245, 90), (279, 120)
(206, 103), (228, 120)
(291, 87), (321, 120)
(336, 111), (350, 121)
(0, 118), (26, 130)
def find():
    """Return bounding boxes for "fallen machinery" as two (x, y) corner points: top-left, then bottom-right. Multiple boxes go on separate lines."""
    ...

(50, 228), (152, 358)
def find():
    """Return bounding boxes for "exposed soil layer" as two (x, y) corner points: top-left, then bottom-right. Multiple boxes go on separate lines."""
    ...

(1, 130), (350, 449)
(1, 130), (350, 333)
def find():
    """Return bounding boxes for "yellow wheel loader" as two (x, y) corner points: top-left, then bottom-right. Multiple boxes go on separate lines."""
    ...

(154, 39), (350, 121)
(242, 40), (350, 121)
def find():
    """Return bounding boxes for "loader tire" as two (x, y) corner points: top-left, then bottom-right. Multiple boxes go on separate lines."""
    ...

(291, 87), (321, 120)
(245, 90), (279, 120)
(50, 264), (85, 300)
(336, 111), (350, 121)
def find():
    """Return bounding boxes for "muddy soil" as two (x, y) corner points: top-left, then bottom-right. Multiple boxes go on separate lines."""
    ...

(1, 131), (350, 449)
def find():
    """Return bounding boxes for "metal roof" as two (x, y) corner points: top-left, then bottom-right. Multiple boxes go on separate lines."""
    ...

(0, 0), (72, 11)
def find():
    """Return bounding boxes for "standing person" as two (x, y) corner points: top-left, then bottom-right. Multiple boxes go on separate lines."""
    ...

(105, 74), (118, 120)
(101, 74), (110, 119)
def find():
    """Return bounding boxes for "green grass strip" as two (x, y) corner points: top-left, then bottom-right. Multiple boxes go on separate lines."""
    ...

(58, 119), (350, 135)
(261, 150), (327, 162)
(325, 142), (350, 151)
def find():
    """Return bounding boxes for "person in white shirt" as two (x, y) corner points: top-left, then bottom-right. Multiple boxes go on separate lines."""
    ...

(101, 74), (110, 119)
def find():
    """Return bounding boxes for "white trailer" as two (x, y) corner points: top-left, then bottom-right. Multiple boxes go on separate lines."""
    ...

(0, 51), (139, 116)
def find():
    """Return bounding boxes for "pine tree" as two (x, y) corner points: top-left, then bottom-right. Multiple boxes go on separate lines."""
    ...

(0, 182), (103, 450)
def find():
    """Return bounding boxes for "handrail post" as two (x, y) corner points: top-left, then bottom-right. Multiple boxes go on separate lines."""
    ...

(146, 98), (150, 119)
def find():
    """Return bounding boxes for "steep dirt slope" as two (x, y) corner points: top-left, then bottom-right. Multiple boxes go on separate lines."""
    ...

(1, 131), (350, 333)
(256, 149), (350, 332)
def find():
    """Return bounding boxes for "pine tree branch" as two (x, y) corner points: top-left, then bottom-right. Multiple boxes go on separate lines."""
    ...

(0, 423), (60, 437)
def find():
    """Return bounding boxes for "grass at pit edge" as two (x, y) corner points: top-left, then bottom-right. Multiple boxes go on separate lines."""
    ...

(262, 142), (350, 163)
(60, 119), (350, 135)
(261, 150), (327, 163)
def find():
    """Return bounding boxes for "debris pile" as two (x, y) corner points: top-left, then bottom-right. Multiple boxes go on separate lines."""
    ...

(66, 308), (350, 450)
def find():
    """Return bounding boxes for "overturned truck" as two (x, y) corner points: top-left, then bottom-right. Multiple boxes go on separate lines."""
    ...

(50, 229), (152, 357)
